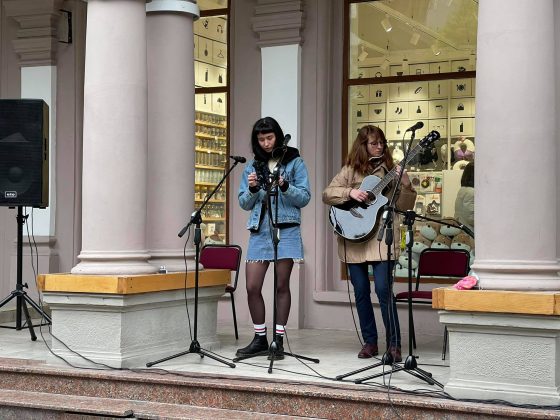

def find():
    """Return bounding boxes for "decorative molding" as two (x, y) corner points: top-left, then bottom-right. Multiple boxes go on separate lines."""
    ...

(252, 0), (304, 47)
(3, 0), (64, 66)
(146, 0), (200, 17)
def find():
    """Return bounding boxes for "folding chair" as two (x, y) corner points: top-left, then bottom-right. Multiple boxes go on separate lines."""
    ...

(199, 244), (242, 340)
(395, 248), (470, 360)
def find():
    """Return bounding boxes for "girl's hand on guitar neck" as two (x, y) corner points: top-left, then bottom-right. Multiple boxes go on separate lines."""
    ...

(350, 188), (369, 202)
(395, 166), (412, 188)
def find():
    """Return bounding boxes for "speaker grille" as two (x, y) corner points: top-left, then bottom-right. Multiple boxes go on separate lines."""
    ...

(0, 99), (49, 207)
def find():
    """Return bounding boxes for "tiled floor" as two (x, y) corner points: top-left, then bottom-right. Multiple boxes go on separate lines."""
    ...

(0, 317), (450, 393)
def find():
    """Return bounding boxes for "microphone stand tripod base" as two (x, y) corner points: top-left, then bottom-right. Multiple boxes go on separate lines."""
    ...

(146, 339), (235, 368)
(233, 346), (319, 374)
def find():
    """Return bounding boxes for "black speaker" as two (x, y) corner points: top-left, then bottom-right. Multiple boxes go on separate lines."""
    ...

(0, 99), (49, 208)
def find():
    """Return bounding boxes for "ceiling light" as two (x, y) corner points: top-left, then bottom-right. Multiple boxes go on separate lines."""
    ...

(381, 15), (392, 32)
(357, 45), (368, 62)
(410, 31), (420, 46)
(431, 43), (441, 56)
(402, 58), (409, 72)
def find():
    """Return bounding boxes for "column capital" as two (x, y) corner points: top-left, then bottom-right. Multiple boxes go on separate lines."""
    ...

(3, 0), (64, 66)
(146, 0), (199, 18)
(252, 0), (304, 47)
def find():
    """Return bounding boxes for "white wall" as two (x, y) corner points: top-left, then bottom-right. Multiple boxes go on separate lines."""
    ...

(261, 45), (301, 147)
(21, 66), (57, 236)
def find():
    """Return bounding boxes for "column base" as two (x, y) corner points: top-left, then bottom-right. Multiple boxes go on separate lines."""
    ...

(435, 288), (560, 405)
(40, 271), (230, 368)
(71, 250), (157, 275)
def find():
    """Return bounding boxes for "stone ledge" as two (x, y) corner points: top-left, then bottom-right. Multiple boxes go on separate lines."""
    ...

(432, 287), (560, 315)
(38, 270), (230, 294)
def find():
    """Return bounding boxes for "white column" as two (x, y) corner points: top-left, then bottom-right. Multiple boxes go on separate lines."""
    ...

(473, 0), (560, 290)
(72, 0), (155, 275)
(146, 0), (199, 272)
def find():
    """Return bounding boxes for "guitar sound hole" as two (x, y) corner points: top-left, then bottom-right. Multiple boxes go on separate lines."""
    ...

(366, 191), (375, 201)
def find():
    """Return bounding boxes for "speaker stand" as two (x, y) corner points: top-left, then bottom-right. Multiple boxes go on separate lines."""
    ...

(0, 207), (51, 340)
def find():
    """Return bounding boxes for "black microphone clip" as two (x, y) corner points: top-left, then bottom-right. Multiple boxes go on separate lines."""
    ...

(229, 155), (247, 163)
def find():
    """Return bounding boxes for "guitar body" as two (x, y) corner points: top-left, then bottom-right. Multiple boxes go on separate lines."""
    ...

(328, 175), (388, 242)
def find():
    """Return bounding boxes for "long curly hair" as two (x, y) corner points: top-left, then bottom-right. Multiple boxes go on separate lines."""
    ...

(346, 125), (393, 174)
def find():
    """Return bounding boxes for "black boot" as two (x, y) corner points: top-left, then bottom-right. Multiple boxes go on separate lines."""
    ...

(235, 334), (268, 357)
(268, 335), (284, 360)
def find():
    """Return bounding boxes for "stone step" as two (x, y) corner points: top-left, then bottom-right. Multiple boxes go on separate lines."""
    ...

(0, 389), (300, 419)
(0, 358), (558, 419)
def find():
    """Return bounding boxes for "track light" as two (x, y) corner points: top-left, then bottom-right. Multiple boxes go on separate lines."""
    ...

(357, 45), (368, 62)
(381, 15), (392, 32)
(431, 43), (441, 56)
(410, 31), (420, 46)
(402, 58), (409, 72)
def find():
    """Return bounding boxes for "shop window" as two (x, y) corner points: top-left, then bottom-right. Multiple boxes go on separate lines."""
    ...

(194, 4), (229, 243)
(345, 0), (478, 221)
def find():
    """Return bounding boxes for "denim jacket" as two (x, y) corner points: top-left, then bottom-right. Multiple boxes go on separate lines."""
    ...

(238, 157), (311, 231)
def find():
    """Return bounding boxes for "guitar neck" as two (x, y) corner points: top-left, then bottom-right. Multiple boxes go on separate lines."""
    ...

(372, 142), (424, 195)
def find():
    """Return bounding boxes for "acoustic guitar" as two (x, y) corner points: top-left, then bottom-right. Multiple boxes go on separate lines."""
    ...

(328, 130), (440, 242)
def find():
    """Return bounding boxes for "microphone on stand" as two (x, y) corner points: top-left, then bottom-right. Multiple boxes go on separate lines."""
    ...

(405, 121), (424, 132)
(229, 155), (247, 163)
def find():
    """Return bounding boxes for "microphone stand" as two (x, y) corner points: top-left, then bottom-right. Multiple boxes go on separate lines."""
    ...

(336, 127), (431, 384)
(146, 159), (241, 369)
(233, 162), (319, 373)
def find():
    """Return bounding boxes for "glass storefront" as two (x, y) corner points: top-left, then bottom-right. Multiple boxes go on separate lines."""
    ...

(346, 0), (478, 220)
(194, 6), (229, 244)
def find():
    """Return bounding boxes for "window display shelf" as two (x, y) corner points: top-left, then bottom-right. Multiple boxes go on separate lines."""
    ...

(195, 147), (225, 154)
(195, 164), (225, 171)
(195, 120), (226, 129)
(196, 133), (227, 141)
(195, 198), (226, 203)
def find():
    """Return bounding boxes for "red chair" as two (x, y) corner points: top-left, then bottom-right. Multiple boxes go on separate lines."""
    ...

(199, 244), (242, 340)
(395, 248), (470, 359)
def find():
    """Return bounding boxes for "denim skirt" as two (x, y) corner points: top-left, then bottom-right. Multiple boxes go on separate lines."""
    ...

(246, 215), (304, 261)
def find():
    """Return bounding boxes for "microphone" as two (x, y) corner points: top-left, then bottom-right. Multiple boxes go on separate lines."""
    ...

(284, 134), (291, 144)
(229, 155), (246, 163)
(405, 121), (424, 132)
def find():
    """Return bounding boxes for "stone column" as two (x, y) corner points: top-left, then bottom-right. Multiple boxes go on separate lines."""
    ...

(473, 0), (560, 290)
(72, 0), (156, 275)
(146, 0), (199, 272)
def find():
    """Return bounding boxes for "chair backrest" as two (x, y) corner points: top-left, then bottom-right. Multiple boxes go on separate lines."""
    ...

(199, 244), (242, 289)
(417, 248), (470, 279)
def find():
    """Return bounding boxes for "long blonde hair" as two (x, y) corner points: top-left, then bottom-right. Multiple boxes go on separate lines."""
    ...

(346, 125), (394, 174)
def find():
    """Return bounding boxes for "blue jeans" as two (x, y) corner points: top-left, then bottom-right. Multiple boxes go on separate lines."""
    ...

(348, 261), (401, 347)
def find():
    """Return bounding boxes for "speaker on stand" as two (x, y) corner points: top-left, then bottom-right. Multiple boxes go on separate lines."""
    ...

(0, 99), (52, 340)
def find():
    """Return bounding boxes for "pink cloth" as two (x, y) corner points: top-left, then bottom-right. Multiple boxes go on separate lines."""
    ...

(453, 275), (478, 290)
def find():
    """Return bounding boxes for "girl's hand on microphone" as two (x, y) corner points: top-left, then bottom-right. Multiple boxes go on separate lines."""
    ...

(248, 172), (258, 187)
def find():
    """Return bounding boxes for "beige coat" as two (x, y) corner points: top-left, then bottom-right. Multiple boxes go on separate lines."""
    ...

(322, 163), (417, 263)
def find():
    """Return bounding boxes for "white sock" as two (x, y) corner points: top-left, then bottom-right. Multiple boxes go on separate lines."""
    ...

(275, 324), (285, 336)
(254, 323), (266, 336)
